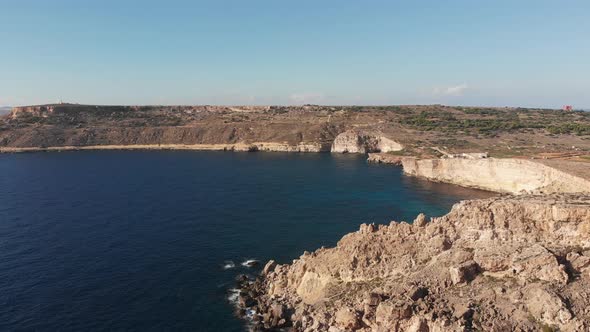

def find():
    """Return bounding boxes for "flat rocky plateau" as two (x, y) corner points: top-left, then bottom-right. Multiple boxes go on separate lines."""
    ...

(239, 195), (590, 331)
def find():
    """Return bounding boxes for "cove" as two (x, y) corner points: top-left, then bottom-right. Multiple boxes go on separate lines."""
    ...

(0, 151), (492, 331)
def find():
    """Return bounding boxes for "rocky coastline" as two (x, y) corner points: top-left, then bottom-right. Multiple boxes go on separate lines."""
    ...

(368, 153), (590, 195)
(4, 104), (590, 331)
(236, 194), (590, 331)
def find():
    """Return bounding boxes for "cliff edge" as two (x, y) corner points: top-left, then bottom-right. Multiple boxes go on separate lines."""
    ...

(330, 130), (403, 154)
(368, 153), (590, 195)
(239, 194), (590, 331)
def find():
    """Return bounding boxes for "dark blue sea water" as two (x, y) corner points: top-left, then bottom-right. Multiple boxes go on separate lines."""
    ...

(0, 151), (492, 331)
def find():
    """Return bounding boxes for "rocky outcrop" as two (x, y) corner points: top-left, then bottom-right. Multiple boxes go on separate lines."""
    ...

(368, 154), (590, 195)
(403, 157), (590, 194)
(9, 105), (59, 119)
(366, 153), (405, 165)
(238, 194), (590, 331)
(246, 142), (326, 152)
(331, 130), (403, 154)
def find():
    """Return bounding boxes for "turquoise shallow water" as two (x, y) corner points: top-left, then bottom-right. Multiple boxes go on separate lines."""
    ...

(0, 151), (492, 331)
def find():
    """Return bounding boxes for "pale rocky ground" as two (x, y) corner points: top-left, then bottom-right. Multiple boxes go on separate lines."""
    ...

(238, 194), (590, 331)
(368, 154), (590, 195)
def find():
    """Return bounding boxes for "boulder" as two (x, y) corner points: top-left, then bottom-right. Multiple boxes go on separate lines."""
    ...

(407, 317), (429, 332)
(413, 213), (428, 227)
(334, 307), (360, 330)
(512, 245), (569, 285)
(263, 302), (287, 328)
(376, 301), (412, 323)
(450, 261), (479, 285)
(262, 260), (277, 275)
(567, 252), (590, 274)
(524, 287), (572, 326)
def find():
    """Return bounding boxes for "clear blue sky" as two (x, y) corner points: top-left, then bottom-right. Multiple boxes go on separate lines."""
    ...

(1, 0), (588, 108)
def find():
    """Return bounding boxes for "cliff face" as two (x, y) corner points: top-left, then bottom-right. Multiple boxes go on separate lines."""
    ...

(368, 154), (590, 195)
(240, 194), (590, 331)
(402, 158), (590, 195)
(330, 130), (403, 153)
(0, 104), (347, 152)
(1, 108), (406, 154)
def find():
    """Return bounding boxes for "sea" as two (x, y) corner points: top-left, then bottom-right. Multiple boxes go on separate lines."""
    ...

(0, 151), (492, 331)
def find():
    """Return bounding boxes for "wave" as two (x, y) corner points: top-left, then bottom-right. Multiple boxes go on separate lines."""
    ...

(241, 259), (259, 267)
(227, 288), (240, 303)
(222, 260), (236, 270)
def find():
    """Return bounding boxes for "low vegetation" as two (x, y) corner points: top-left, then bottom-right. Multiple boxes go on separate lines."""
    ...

(399, 108), (590, 137)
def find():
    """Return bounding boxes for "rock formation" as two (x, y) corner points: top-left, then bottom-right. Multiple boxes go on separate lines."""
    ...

(238, 194), (590, 331)
(330, 130), (403, 154)
(368, 154), (590, 195)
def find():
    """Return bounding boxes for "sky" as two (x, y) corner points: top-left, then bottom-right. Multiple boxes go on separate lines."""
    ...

(0, 0), (589, 108)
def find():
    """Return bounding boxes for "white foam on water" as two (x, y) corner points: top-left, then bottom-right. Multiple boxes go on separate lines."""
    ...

(227, 288), (240, 303)
(241, 259), (259, 267)
(222, 260), (236, 269)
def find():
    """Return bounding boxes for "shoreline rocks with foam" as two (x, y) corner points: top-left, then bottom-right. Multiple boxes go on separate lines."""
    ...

(237, 194), (590, 331)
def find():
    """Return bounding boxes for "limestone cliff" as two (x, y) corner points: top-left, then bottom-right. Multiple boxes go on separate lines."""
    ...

(0, 142), (328, 153)
(238, 194), (590, 331)
(369, 154), (590, 195)
(330, 130), (403, 154)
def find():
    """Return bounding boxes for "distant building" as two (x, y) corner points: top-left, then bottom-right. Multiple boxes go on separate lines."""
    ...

(563, 105), (573, 111)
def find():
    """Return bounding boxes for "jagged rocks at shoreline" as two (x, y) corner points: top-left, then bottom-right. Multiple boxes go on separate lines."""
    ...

(237, 194), (590, 331)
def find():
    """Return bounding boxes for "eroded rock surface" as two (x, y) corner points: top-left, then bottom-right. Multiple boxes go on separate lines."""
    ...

(239, 194), (590, 331)
(331, 130), (403, 154)
(368, 153), (590, 195)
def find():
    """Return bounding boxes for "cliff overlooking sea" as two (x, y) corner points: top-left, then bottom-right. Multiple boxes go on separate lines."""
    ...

(3, 104), (590, 195)
(0, 151), (491, 331)
(241, 194), (590, 331)
(2, 104), (590, 331)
